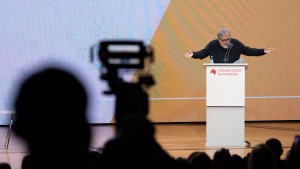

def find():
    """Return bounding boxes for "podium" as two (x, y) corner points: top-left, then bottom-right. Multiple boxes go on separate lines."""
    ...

(203, 63), (248, 147)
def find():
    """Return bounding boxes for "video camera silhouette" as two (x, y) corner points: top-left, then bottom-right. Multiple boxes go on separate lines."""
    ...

(91, 40), (155, 125)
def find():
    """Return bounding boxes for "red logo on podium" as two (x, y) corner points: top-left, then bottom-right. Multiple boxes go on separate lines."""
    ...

(210, 69), (216, 75)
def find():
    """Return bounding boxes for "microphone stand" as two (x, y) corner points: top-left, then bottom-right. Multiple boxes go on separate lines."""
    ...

(223, 43), (232, 63)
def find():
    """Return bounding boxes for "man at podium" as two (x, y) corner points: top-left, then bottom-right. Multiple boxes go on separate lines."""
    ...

(184, 28), (275, 63)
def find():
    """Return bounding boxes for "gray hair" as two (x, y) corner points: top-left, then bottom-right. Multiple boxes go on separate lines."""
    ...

(217, 28), (231, 38)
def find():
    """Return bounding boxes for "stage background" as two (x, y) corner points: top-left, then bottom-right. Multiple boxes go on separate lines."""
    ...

(1, 0), (299, 124)
(149, 0), (300, 122)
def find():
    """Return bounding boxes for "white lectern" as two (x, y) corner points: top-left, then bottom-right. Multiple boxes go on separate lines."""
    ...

(203, 63), (248, 147)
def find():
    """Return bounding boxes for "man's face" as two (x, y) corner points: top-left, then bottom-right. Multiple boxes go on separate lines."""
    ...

(218, 34), (231, 49)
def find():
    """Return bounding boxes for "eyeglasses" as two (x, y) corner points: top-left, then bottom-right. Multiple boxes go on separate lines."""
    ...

(219, 38), (231, 42)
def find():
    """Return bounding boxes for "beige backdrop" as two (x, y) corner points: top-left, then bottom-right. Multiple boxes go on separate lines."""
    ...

(144, 0), (300, 122)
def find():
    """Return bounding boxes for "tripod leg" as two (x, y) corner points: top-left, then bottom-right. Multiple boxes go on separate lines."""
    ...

(4, 114), (14, 149)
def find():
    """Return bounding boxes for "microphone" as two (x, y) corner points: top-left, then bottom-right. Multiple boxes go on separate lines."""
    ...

(227, 43), (233, 48)
(223, 43), (233, 63)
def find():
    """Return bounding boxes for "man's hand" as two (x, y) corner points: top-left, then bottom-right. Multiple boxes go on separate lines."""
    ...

(185, 49), (193, 58)
(264, 45), (275, 54)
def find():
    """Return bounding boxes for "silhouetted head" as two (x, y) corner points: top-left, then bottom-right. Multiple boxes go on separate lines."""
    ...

(248, 143), (276, 169)
(187, 151), (213, 169)
(231, 154), (245, 169)
(213, 148), (231, 169)
(0, 162), (11, 169)
(265, 138), (283, 159)
(286, 135), (300, 169)
(12, 66), (91, 168)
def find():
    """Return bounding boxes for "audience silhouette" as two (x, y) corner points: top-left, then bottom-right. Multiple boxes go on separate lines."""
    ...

(11, 66), (91, 169)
